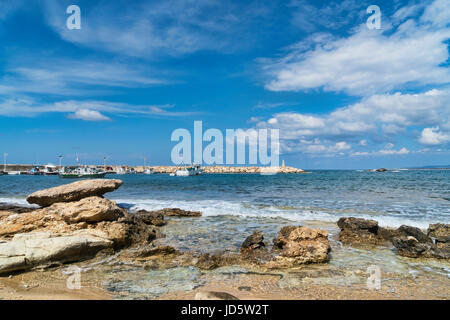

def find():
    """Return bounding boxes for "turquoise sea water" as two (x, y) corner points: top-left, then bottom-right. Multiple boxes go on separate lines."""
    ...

(1, 170), (448, 229)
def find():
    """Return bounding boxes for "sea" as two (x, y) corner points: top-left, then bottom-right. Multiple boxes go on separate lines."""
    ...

(1, 170), (449, 229)
(1, 170), (449, 298)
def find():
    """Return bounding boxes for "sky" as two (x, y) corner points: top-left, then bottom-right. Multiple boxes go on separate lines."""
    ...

(0, 0), (449, 169)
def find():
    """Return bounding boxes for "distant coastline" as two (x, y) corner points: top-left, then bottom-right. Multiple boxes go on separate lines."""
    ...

(0, 164), (306, 174)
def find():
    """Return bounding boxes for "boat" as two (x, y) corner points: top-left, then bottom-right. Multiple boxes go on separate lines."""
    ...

(59, 166), (106, 179)
(6, 171), (22, 175)
(0, 171), (7, 176)
(172, 164), (203, 176)
(28, 167), (44, 175)
(116, 167), (126, 175)
(126, 168), (137, 174)
(43, 164), (59, 176)
(143, 168), (154, 174)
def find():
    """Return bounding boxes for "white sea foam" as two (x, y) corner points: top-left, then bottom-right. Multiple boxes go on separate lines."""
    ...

(0, 195), (443, 229)
(109, 197), (443, 229)
(0, 197), (30, 206)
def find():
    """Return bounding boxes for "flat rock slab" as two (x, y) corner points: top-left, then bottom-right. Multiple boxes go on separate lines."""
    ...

(0, 231), (112, 275)
(26, 179), (123, 207)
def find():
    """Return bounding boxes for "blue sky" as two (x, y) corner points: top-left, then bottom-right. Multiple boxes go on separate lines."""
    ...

(0, 0), (449, 169)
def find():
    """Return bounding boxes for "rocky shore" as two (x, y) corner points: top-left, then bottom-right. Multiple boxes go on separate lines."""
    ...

(0, 179), (448, 300)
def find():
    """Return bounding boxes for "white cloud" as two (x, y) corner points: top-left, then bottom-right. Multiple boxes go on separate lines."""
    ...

(385, 143), (395, 150)
(0, 58), (165, 97)
(379, 147), (410, 155)
(68, 109), (110, 121)
(0, 98), (200, 119)
(257, 89), (450, 141)
(262, 1), (450, 95)
(420, 0), (450, 27)
(43, 0), (269, 58)
(254, 88), (450, 156)
(351, 147), (410, 156)
(419, 127), (450, 145)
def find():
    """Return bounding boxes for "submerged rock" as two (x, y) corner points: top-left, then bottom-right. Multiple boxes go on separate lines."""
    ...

(26, 179), (123, 207)
(125, 210), (166, 226)
(0, 231), (113, 275)
(267, 226), (331, 268)
(240, 231), (266, 257)
(195, 291), (239, 300)
(0, 203), (35, 214)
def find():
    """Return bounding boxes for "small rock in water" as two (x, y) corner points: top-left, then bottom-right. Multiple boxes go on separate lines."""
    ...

(155, 208), (202, 217)
(195, 291), (239, 300)
(240, 231), (265, 254)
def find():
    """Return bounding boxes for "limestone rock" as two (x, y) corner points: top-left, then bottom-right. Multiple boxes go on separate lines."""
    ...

(337, 217), (390, 245)
(240, 231), (266, 255)
(273, 226), (298, 249)
(396, 225), (431, 243)
(427, 224), (450, 243)
(195, 253), (223, 270)
(43, 196), (124, 224)
(0, 209), (67, 239)
(267, 226), (331, 268)
(155, 208), (202, 217)
(0, 231), (113, 275)
(390, 223), (449, 259)
(124, 210), (166, 226)
(26, 179), (123, 207)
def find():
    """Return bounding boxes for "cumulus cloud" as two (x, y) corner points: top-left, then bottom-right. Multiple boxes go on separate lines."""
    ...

(419, 127), (450, 145)
(68, 109), (111, 121)
(261, 0), (450, 95)
(257, 89), (450, 141)
(254, 88), (450, 156)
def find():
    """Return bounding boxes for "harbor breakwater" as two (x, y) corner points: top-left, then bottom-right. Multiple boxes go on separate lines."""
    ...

(1, 164), (306, 174)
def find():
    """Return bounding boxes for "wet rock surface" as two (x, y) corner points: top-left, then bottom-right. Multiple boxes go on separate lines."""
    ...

(337, 217), (391, 245)
(392, 223), (450, 259)
(428, 223), (450, 243)
(194, 291), (239, 300)
(267, 226), (331, 268)
(154, 208), (202, 217)
(0, 204), (35, 214)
